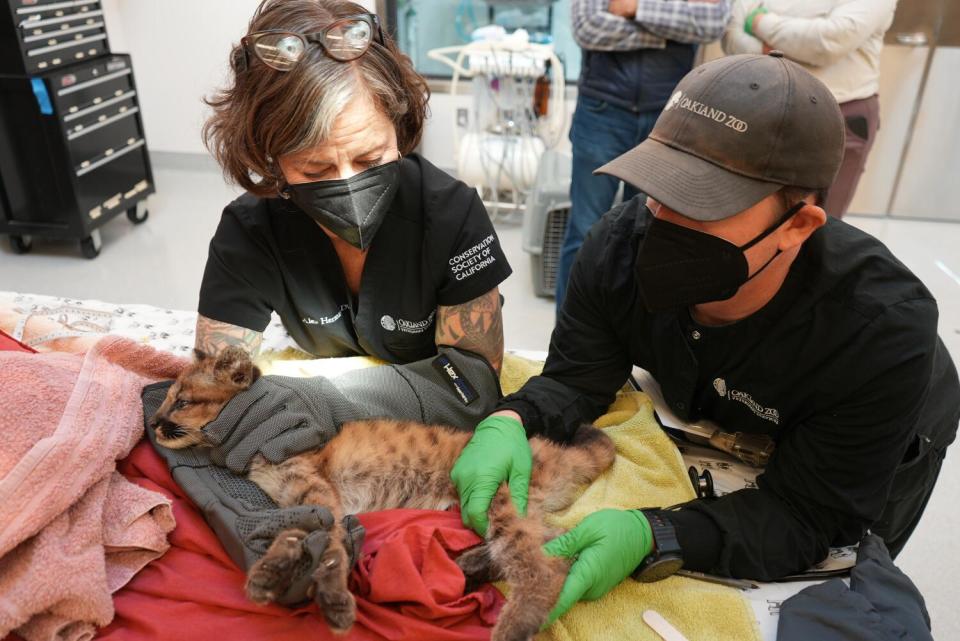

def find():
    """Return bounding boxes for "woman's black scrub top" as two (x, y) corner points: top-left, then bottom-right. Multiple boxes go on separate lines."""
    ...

(198, 154), (513, 363)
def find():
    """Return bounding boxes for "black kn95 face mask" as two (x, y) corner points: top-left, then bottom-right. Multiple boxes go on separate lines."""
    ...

(635, 201), (804, 312)
(285, 160), (400, 250)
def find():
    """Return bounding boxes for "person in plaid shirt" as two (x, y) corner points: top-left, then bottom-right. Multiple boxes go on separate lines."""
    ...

(556, 0), (731, 309)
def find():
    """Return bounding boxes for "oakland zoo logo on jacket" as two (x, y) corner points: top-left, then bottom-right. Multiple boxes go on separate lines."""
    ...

(714, 377), (780, 425)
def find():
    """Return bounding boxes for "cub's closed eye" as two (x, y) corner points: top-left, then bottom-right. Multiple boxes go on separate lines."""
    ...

(173, 399), (192, 410)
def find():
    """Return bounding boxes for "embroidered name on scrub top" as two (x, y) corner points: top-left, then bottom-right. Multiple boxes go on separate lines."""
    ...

(304, 304), (351, 326)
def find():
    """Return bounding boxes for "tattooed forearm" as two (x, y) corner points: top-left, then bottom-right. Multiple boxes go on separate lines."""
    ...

(195, 314), (263, 357)
(435, 287), (504, 373)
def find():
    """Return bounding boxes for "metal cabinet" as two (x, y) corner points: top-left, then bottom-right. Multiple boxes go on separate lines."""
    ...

(0, 0), (110, 75)
(0, 53), (154, 257)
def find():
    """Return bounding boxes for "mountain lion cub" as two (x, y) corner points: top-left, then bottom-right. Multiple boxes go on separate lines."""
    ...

(151, 347), (615, 641)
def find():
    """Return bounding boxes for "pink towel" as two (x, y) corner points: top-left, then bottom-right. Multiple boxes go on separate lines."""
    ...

(0, 337), (187, 641)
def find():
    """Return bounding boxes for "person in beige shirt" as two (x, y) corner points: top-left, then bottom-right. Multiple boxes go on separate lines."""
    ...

(723, 0), (898, 217)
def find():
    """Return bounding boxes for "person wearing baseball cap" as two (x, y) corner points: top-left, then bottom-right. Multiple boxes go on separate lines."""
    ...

(450, 52), (960, 624)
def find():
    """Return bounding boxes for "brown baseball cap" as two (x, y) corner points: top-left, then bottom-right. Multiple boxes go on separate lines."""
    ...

(596, 53), (845, 221)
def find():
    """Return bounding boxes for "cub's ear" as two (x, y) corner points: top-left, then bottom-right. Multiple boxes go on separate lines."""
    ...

(193, 348), (209, 362)
(213, 347), (256, 388)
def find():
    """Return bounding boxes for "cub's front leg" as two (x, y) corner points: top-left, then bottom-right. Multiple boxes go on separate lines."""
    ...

(245, 524), (357, 634)
(310, 522), (356, 633)
(246, 528), (315, 604)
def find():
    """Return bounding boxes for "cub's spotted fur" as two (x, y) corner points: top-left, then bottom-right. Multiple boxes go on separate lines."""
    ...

(151, 348), (615, 641)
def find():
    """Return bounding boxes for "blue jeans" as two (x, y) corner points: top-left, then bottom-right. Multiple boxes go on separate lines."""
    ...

(555, 95), (660, 310)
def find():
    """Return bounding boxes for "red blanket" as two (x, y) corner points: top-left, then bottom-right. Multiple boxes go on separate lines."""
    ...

(1, 332), (502, 641)
(101, 443), (502, 641)
(0, 329), (34, 353)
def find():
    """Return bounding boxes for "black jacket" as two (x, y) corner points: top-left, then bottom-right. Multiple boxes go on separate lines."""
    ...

(499, 197), (960, 580)
(778, 534), (932, 641)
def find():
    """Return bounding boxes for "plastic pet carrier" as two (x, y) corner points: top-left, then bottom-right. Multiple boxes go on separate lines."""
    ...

(521, 149), (571, 298)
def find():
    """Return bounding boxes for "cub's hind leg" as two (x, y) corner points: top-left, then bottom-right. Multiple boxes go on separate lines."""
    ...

(311, 520), (356, 633)
(531, 425), (615, 514)
(456, 543), (505, 594)
(485, 487), (570, 641)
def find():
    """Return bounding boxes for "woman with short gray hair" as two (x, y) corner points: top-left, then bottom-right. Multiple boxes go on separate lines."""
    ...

(196, 0), (512, 372)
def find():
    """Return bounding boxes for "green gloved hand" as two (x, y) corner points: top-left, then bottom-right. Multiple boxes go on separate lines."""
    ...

(451, 414), (532, 536)
(542, 509), (654, 626)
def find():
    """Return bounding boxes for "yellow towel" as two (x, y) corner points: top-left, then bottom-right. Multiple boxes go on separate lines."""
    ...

(259, 352), (760, 641)
(501, 355), (760, 641)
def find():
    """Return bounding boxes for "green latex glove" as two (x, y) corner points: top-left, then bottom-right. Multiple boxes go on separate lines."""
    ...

(451, 415), (532, 536)
(542, 509), (654, 626)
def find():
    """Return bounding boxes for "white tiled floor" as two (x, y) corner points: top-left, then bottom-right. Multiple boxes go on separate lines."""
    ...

(1, 159), (958, 638)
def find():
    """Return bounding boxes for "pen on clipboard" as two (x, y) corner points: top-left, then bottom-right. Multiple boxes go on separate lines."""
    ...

(676, 569), (758, 590)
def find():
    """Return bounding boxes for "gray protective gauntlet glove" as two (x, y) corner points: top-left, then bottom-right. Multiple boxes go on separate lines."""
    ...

(202, 375), (353, 473)
(142, 382), (366, 606)
(202, 346), (501, 474)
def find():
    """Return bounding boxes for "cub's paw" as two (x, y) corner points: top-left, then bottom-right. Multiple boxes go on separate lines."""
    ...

(318, 590), (356, 633)
(245, 529), (309, 604)
(456, 544), (501, 594)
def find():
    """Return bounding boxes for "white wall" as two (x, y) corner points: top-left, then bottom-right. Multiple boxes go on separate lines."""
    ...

(100, 0), (376, 155)
(99, 0), (567, 166)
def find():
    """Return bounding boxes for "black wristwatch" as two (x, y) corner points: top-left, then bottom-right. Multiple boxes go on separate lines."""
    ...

(631, 510), (684, 583)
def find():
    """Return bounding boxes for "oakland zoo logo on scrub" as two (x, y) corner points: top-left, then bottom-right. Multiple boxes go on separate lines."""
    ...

(449, 235), (498, 281)
(381, 311), (436, 334)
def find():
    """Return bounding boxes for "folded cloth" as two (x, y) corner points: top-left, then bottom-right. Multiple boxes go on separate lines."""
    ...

(0, 337), (183, 641)
(777, 533), (932, 641)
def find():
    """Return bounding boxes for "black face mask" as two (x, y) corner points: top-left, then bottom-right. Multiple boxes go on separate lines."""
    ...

(634, 201), (806, 313)
(284, 160), (400, 250)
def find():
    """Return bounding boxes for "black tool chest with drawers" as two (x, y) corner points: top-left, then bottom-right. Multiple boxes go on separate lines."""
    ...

(0, 0), (154, 258)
